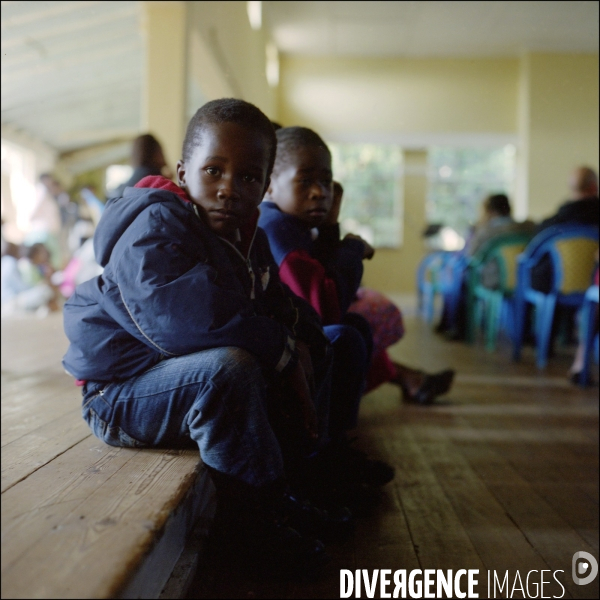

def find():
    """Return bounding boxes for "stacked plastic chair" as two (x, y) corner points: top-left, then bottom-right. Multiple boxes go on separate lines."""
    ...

(417, 251), (456, 324)
(578, 284), (599, 387)
(465, 231), (534, 350)
(512, 224), (599, 368)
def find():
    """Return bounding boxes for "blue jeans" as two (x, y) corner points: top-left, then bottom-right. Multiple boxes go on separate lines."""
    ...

(323, 322), (369, 437)
(82, 347), (285, 487)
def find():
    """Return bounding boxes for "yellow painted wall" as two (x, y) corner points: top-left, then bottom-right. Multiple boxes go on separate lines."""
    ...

(278, 56), (519, 136)
(525, 53), (599, 220)
(361, 150), (429, 294)
(188, 1), (276, 120)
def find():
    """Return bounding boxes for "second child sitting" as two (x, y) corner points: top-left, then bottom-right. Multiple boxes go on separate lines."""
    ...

(259, 126), (454, 407)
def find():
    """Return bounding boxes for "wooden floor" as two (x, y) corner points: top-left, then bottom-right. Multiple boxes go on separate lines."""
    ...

(1, 307), (598, 599)
(188, 307), (599, 599)
(1, 313), (210, 599)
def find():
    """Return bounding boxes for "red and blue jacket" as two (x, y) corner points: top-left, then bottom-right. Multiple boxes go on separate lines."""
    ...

(62, 177), (325, 383)
(258, 201), (365, 325)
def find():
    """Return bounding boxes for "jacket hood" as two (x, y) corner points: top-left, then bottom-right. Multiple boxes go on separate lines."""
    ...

(93, 176), (191, 267)
(94, 175), (261, 266)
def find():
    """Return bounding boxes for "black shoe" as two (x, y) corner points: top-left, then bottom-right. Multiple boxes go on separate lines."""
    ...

(444, 328), (465, 342)
(403, 369), (455, 405)
(331, 438), (395, 487)
(569, 371), (597, 387)
(207, 471), (330, 579)
(296, 438), (395, 490)
(283, 491), (354, 542)
(209, 514), (329, 579)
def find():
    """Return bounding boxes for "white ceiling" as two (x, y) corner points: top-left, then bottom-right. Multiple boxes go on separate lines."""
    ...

(1, 0), (142, 154)
(265, 1), (600, 57)
(1, 1), (598, 157)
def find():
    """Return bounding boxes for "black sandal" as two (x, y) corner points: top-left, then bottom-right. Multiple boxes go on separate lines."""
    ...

(402, 369), (455, 405)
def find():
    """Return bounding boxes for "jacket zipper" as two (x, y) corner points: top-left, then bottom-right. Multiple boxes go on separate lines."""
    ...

(191, 204), (259, 299)
(218, 226), (259, 300)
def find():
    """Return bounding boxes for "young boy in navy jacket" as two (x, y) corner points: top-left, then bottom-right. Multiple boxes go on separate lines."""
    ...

(62, 100), (332, 575)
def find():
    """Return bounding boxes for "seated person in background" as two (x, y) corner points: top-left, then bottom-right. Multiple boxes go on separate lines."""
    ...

(27, 174), (63, 268)
(109, 134), (171, 198)
(259, 126), (454, 414)
(465, 193), (536, 258)
(532, 166), (599, 294)
(466, 193), (536, 291)
(438, 192), (534, 339)
(1, 242), (59, 316)
(538, 166), (599, 232)
(62, 100), (335, 577)
(55, 230), (103, 299)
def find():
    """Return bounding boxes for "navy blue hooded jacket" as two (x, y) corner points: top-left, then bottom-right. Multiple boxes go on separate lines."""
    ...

(258, 201), (364, 325)
(62, 176), (324, 382)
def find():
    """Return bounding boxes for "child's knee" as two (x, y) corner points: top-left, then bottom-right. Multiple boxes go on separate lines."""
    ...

(215, 347), (264, 383)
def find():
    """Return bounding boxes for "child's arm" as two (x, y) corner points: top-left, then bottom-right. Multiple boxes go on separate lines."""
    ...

(259, 206), (364, 325)
(310, 221), (367, 317)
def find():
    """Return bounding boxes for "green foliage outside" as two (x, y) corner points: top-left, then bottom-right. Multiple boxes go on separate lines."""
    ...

(330, 143), (403, 248)
(427, 146), (516, 237)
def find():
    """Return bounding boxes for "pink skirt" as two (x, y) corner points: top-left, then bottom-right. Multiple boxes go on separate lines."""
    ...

(348, 287), (404, 357)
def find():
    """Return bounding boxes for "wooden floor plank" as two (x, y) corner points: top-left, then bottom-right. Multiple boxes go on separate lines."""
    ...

(486, 482), (599, 599)
(1, 380), (81, 447)
(456, 440), (598, 598)
(1, 409), (91, 492)
(532, 483), (600, 551)
(387, 428), (487, 576)
(1, 437), (141, 574)
(2, 445), (201, 599)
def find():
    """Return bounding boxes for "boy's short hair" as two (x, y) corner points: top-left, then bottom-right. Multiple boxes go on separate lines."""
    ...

(183, 99), (277, 177)
(273, 126), (331, 175)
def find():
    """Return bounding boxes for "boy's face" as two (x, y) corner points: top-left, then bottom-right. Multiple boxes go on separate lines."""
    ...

(177, 122), (271, 242)
(267, 145), (333, 228)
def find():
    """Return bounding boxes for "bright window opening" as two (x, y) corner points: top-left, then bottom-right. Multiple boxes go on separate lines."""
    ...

(426, 146), (516, 241)
(330, 143), (403, 248)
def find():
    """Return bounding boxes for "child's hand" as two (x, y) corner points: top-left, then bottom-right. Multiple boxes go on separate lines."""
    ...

(344, 233), (375, 260)
(324, 182), (343, 226)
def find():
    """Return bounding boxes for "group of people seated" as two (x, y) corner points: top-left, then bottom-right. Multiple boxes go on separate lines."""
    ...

(1, 174), (101, 318)
(432, 165), (599, 383)
(59, 99), (460, 579)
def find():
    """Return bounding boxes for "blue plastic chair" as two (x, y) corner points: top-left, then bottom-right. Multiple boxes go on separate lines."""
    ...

(512, 224), (599, 368)
(439, 253), (469, 332)
(417, 251), (457, 323)
(579, 284), (599, 387)
(465, 232), (533, 350)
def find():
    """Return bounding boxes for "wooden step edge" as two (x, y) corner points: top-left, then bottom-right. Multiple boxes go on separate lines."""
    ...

(114, 464), (216, 600)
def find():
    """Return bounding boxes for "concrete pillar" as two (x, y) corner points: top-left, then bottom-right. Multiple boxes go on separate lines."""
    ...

(141, 1), (187, 174)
